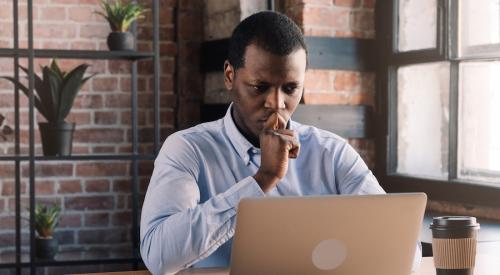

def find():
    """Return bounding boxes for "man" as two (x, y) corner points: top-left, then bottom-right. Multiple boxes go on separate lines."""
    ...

(140, 11), (420, 275)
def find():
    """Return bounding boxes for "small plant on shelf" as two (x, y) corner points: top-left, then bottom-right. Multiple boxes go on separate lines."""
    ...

(96, 0), (148, 51)
(33, 203), (61, 260)
(1, 59), (96, 156)
(0, 114), (13, 141)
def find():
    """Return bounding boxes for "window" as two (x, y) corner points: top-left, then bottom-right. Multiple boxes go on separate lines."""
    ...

(377, 0), (500, 206)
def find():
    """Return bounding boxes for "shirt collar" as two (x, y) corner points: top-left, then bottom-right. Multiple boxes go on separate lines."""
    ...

(223, 103), (257, 165)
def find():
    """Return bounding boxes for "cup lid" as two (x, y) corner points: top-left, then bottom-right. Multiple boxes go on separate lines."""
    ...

(430, 216), (480, 229)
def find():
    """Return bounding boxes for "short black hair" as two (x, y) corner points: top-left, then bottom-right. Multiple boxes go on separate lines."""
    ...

(227, 11), (307, 70)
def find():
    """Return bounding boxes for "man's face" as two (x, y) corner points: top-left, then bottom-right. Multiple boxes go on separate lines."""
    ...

(224, 44), (307, 143)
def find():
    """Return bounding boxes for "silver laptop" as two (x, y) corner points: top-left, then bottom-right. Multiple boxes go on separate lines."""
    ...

(230, 193), (427, 275)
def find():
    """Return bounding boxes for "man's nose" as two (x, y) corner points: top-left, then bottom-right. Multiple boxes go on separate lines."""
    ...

(264, 88), (285, 110)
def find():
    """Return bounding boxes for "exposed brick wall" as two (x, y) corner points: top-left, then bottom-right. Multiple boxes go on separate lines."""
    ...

(0, 0), (182, 273)
(282, 0), (376, 168)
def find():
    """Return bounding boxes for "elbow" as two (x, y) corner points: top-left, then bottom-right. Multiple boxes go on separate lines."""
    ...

(140, 227), (186, 275)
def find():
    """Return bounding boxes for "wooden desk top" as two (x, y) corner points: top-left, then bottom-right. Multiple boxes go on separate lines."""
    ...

(69, 255), (500, 275)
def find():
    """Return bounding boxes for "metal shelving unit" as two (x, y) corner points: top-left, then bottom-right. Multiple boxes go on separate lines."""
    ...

(2, 0), (161, 274)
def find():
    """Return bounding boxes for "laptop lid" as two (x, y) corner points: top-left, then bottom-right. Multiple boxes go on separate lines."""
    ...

(230, 193), (427, 275)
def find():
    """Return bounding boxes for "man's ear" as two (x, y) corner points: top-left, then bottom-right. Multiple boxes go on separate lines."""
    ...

(224, 60), (234, 91)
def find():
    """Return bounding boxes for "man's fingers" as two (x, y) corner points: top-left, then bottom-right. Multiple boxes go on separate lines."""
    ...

(275, 113), (286, 130)
(271, 131), (301, 159)
(263, 113), (278, 131)
(263, 113), (288, 131)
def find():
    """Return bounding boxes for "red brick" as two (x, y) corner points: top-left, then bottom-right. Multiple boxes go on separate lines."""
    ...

(302, 0), (332, 4)
(305, 70), (332, 91)
(362, 0), (376, 9)
(42, 42), (70, 50)
(0, 164), (15, 177)
(159, 8), (174, 26)
(334, 71), (360, 91)
(304, 27), (334, 36)
(73, 95), (103, 109)
(58, 180), (82, 194)
(84, 213), (110, 227)
(92, 146), (116, 153)
(92, 77), (118, 92)
(160, 76), (174, 92)
(78, 228), (126, 244)
(75, 162), (128, 177)
(112, 180), (129, 192)
(71, 41), (98, 50)
(39, 7), (67, 21)
(0, 182), (26, 196)
(161, 59), (175, 74)
(160, 42), (177, 56)
(66, 112), (91, 124)
(35, 24), (77, 39)
(121, 110), (147, 125)
(73, 129), (124, 143)
(68, 6), (94, 22)
(21, 163), (73, 177)
(84, 179), (110, 192)
(94, 111), (118, 125)
(0, 216), (15, 230)
(59, 214), (82, 228)
(303, 91), (374, 105)
(350, 10), (374, 32)
(80, 24), (109, 39)
(116, 195), (126, 209)
(111, 211), (131, 226)
(104, 94), (131, 108)
(108, 61), (131, 74)
(65, 196), (114, 210)
(35, 180), (55, 195)
(334, 0), (361, 7)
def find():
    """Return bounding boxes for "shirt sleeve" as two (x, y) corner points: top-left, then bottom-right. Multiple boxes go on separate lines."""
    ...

(140, 133), (265, 275)
(333, 141), (385, 195)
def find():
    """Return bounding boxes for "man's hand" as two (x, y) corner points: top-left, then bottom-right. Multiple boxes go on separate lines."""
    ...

(253, 113), (300, 193)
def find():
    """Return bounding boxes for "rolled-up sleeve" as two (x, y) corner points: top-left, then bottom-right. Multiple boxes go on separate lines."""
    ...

(140, 133), (264, 275)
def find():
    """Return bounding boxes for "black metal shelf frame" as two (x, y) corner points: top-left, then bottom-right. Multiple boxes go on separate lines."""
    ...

(0, 257), (142, 269)
(0, 48), (155, 60)
(0, 154), (156, 161)
(4, 0), (161, 274)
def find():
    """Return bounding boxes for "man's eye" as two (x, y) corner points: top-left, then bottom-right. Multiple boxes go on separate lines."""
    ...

(253, 85), (269, 93)
(283, 85), (298, 94)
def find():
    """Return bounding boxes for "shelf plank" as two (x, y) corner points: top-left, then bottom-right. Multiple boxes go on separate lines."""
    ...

(0, 48), (154, 60)
(0, 154), (156, 161)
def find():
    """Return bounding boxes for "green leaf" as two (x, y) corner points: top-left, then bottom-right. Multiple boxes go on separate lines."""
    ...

(43, 66), (61, 121)
(50, 59), (65, 80)
(57, 64), (90, 121)
(0, 76), (49, 121)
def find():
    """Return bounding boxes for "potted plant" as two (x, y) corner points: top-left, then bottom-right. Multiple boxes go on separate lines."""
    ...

(34, 204), (61, 260)
(0, 114), (13, 141)
(96, 0), (147, 51)
(1, 59), (96, 156)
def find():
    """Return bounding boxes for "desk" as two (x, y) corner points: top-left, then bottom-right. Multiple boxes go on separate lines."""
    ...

(69, 255), (500, 275)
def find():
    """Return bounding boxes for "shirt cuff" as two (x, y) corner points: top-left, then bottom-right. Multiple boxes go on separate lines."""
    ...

(223, 176), (265, 208)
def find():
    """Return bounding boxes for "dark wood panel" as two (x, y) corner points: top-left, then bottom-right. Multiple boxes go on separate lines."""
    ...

(200, 104), (373, 138)
(304, 37), (376, 71)
(200, 37), (376, 72)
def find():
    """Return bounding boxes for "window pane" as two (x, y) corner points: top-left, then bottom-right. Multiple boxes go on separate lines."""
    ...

(397, 62), (449, 178)
(459, 0), (500, 55)
(398, 0), (437, 52)
(459, 62), (500, 182)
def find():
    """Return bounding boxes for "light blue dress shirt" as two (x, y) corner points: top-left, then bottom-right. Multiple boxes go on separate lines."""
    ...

(140, 105), (420, 274)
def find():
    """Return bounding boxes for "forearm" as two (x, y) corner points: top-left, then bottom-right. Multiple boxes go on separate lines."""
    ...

(140, 176), (264, 275)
